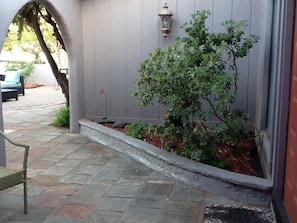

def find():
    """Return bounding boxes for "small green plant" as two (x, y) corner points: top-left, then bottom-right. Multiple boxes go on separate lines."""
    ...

(125, 121), (146, 139)
(5, 61), (35, 78)
(54, 106), (69, 127)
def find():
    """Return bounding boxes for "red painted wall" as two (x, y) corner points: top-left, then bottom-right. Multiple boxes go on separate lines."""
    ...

(284, 4), (297, 222)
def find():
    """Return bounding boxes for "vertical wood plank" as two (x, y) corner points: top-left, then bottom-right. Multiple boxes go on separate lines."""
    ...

(81, 0), (269, 125)
(232, 0), (252, 113)
(82, 0), (97, 117)
(94, 0), (111, 120)
(109, 0), (126, 118)
(213, 0), (232, 32)
(141, 0), (159, 120)
(248, 0), (266, 119)
(126, 0), (142, 118)
(195, 0), (214, 29)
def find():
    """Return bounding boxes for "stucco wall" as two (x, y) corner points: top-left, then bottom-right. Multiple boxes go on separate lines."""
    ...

(82, 0), (269, 125)
(27, 64), (59, 86)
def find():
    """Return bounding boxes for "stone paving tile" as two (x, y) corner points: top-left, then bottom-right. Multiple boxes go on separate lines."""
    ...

(45, 183), (81, 196)
(125, 163), (154, 176)
(96, 197), (133, 211)
(60, 172), (94, 184)
(27, 168), (45, 179)
(66, 151), (91, 160)
(42, 166), (73, 176)
(170, 185), (204, 202)
(29, 175), (60, 187)
(55, 158), (83, 167)
(0, 209), (13, 222)
(203, 191), (248, 206)
(105, 184), (141, 198)
(147, 172), (177, 183)
(3, 206), (54, 223)
(6, 162), (23, 170)
(81, 157), (111, 166)
(53, 203), (93, 219)
(140, 182), (174, 196)
(11, 185), (48, 197)
(42, 215), (83, 223)
(0, 194), (25, 211)
(131, 194), (167, 209)
(49, 146), (77, 156)
(68, 183), (112, 204)
(89, 168), (125, 183)
(163, 200), (201, 216)
(28, 160), (56, 170)
(30, 193), (66, 208)
(27, 149), (51, 162)
(0, 86), (272, 222)
(158, 214), (198, 223)
(40, 153), (68, 162)
(77, 141), (105, 153)
(83, 210), (123, 223)
(105, 154), (134, 169)
(122, 207), (161, 223)
(73, 164), (102, 175)
(116, 177), (146, 186)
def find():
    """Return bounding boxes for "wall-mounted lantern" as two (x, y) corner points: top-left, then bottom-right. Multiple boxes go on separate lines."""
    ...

(158, 3), (174, 38)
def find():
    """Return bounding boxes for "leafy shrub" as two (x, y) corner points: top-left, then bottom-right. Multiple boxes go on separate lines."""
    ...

(132, 11), (259, 162)
(54, 106), (69, 127)
(5, 61), (35, 78)
(125, 121), (146, 139)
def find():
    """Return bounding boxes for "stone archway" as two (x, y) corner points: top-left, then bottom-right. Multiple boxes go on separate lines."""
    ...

(0, 0), (85, 132)
(0, 0), (85, 166)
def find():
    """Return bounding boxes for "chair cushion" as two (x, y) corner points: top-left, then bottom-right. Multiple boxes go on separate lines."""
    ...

(4, 71), (21, 83)
(1, 81), (21, 88)
(0, 167), (24, 190)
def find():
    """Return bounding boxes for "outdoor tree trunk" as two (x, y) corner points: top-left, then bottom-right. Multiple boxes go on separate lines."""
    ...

(21, 2), (69, 106)
(31, 23), (69, 106)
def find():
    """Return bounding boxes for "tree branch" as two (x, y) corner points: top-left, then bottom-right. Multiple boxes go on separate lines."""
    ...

(38, 7), (66, 51)
(205, 97), (232, 128)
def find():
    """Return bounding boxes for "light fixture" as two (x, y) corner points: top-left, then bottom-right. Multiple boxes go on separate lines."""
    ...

(158, 3), (174, 38)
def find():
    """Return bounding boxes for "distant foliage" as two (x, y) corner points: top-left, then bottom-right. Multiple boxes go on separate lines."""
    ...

(5, 61), (35, 78)
(132, 11), (259, 162)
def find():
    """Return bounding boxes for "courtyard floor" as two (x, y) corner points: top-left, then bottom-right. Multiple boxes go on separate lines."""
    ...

(0, 86), (272, 223)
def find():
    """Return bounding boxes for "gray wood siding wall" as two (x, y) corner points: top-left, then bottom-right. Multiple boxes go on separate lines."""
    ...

(82, 0), (268, 124)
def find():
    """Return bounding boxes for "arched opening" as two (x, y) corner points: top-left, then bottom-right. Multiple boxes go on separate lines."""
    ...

(0, 1), (85, 134)
(0, 2), (68, 127)
(0, 1), (85, 166)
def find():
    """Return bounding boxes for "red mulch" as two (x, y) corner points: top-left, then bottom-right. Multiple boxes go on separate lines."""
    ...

(25, 83), (43, 89)
(101, 123), (258, 176)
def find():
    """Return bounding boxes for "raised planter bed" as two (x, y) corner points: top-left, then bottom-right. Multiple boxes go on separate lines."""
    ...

(79, 119), (272, 205)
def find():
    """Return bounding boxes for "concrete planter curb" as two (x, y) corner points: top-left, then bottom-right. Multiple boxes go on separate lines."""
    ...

(79, 119), (272, 204)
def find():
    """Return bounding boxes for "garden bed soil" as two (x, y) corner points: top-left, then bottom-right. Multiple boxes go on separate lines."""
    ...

(101, 122), (264, 177)
(25, 83), (43, 89)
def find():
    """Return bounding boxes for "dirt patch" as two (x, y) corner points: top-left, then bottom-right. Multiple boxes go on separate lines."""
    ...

(25, 83), (43, 89)
(101, 122), (263, 177)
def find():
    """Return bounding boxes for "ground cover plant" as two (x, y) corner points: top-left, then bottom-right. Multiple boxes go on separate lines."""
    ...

(130, 11), (260, 173)
(54, 106), (69, 127)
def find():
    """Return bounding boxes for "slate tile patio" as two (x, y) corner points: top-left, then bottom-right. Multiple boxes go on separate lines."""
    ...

(0, 86), (273, 222)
